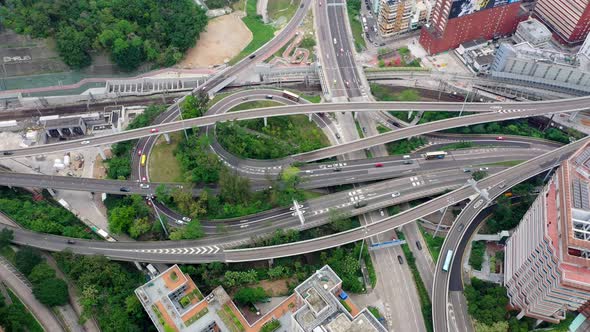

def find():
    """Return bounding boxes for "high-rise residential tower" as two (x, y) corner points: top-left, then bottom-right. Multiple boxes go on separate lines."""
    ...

(533, 0), (590, 45)
(504, 143), (590, 323)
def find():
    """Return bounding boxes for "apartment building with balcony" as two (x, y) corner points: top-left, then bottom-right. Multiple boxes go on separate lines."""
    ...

(504, 143), (590, 323)
(533, 0), (590, 45)
(377, 0), (431, 37)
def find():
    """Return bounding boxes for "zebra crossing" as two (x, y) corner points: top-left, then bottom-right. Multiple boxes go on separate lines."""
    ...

(497, 109), (525, 114)
(135, 246), (221, 255)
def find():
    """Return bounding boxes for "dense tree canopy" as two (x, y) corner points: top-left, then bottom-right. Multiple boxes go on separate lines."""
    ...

(0, 0), (208, 70)
(33, 278), (69, 307)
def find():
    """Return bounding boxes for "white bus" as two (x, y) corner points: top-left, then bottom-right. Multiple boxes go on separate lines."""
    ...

(424, 151), (448, 160)
(282, 90), (300, 102)
(442, 250), (454, 272)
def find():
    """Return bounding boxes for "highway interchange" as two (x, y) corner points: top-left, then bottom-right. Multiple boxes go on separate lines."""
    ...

(1, 0), (589, 331)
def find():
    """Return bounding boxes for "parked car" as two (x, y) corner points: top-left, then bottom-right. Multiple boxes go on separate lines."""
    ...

(416, 241), (422, 250)
(397, 255), (404, 264)
(120, 187), (130, 192)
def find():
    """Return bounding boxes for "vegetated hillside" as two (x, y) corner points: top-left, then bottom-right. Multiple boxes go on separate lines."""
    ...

(0, 0), (208, 70)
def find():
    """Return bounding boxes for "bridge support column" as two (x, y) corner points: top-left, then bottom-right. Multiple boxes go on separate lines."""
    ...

(163, 133), (171, 144)
(268, 258), (274, 268)
(354, 112), (358, 120)
(98, 146), (107, 160)
(264, 117), (268, 127)
(308, 113), (313, 122)
(409, 110), (413, 119)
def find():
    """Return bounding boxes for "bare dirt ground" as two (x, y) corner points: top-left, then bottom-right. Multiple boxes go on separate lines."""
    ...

(257, 278), (294, 296)
(179, 14), (252, 68)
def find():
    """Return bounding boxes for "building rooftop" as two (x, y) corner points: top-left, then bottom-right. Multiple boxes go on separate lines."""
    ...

(42, 116), (84, 128)
(517, 18), (552, 40)
(293, 266), (386, 332)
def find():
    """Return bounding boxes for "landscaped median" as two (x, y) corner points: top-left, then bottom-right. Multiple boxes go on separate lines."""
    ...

(230, 0), (276, 65)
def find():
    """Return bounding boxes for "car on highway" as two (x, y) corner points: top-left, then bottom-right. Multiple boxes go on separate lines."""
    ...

(463, 168), (471, 173)
(391, 191), (400, 198)
(479, 167), (489, 171)
(379, 209), (385, 217)
(137, 149), (142, 156)
(319, 0), (322, 5)
(375, 163), (383, 167)
(248, 54), (256, 59)
(67, 239), (76, 244)
(300, 3), (303, 7)
(345, 81), (350, 87)
(333, 168), (342, 172)
(182, 217), (191, 222)
(140, 184), (150, 189)
(2, 151), (13, 155)
(150, 128), (159, 133)
(120, 187), (130, 192)
(458, 223), (465, 231)
(496, 136), (505, 140)
(242, 97), (248, 101)
(176, 219), (184, 225)
(142, 176), (147, 181)
(335, 133), (341, 139)
(265, 95), (274, 99)
(340, 48), (344, 53)
(416, 241), (422, 250)
(362, 127), (367, 133)
(397, 255), (404, 264)
(80, 140), (90, 145)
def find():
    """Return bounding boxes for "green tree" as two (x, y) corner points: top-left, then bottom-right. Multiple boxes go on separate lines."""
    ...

(168, 220), (204, 240)
(28, 263), (56, 285)
(219, 168), (251, 205)
(15, 247), (42, 276)
(55, 26), (91, 68)
(472, 170), (488, 181)
(108, 206), (135, 234)
(32, 278), (69, 307)
(233, 287), (267, 305)
(111, 36), (146, 71)
(156, 184), (171, 204)
(129, 217), (152, 238)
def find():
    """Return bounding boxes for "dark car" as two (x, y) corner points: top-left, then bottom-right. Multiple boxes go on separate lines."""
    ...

(2, 152), (13, 156)
(458, 223), (465, 231)
(416, 241), (422, 250)
(397, 255), (404, 264)
(249, 54), (256, 59)
(67, 239), (76, 244)
(120, 187), (130, 192)
(300, 3), (304, 7)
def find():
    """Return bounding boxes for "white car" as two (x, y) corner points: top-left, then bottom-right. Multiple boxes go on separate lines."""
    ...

(182, 216), (192, 222)
(379, 209), (385, 217)
(391, 191), (401, 198)
(80, 140), (90, 145)
(139, 184), (150, 189)
(176, 220), (184, 225)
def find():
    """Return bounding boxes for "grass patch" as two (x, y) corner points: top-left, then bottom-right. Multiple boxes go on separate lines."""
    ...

(368, 306), (382, 319)
(469, 241), (485, 271)
(346, 0), (365, 52)
(0, 245), (16, 264)
(355, 120), (364, 138)
(479, 160), (524, 167)
(377, 124), (391, 133)
(340, 299), (352, 313)
(148, 132), (184, 183)
(229, 100), (280, 112)
(230, 0), (276, 65)
(397, 231), (434, 332)
(302, 94), (321, 103)
(267, 0), (300, 22)
(185, 307), (209, 326)
(419, 225), (443, 262)
(218, 304), (245, 332)
(303, 190), (324, 199)
(6, 289), (44, 332)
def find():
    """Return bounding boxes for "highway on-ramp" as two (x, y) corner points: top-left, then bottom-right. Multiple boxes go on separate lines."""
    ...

(2, 137), (586, 264)
(2, 96), (588, 160)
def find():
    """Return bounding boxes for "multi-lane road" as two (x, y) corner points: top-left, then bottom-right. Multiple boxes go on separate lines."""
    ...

(2, 96), (588, 160)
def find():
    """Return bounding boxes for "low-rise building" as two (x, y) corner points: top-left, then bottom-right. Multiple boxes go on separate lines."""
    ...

(490, 42), (590, 94)
(504, 142), (590, 323)
(135, 265), (386, 332)
(513, 18), (552, 48)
